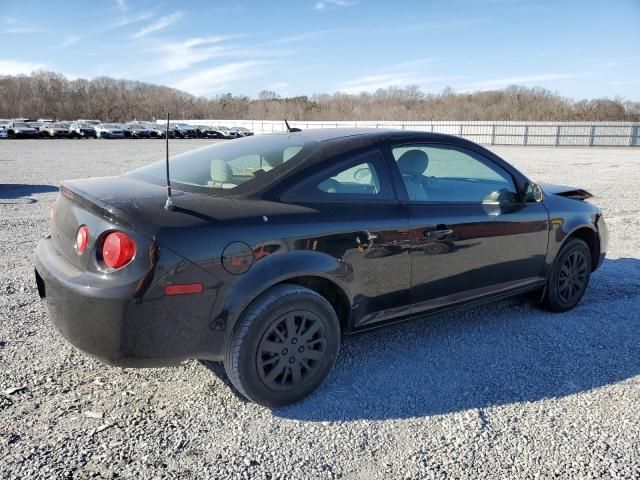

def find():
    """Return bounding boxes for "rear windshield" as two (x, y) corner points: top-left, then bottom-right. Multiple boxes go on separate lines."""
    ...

(130, 134), (321, 197)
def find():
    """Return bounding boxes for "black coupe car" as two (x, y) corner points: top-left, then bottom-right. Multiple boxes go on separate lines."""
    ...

(35, 129), (608, 407)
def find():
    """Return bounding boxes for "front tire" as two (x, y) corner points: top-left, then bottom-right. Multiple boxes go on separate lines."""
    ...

(224, 284), (340, 407)
(543, 238), (592, 312)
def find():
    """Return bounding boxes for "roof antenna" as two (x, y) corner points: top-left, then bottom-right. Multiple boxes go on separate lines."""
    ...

(284, 119), (301, 133)
(164, 112), (175, 211)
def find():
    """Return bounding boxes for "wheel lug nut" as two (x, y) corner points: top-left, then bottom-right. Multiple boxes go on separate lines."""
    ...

(281, 348), (288, 355)
(291, 338), (297, 345)
(298, 346), (304, 353)
(289, 357), (295, 364)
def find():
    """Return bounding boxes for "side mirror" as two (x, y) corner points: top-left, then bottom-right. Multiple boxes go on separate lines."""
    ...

(524, 182), (544, 202)
(482, 189), (520, 205)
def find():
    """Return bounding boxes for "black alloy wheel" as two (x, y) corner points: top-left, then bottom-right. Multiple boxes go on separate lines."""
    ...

(557, 250), (588, 304)
(223, 284), (340, 407)
(544, 238), (592, 312)
(256, 310), (328, 391)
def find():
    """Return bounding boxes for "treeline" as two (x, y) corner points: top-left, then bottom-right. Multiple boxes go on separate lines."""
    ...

(1, 70), (639, 122)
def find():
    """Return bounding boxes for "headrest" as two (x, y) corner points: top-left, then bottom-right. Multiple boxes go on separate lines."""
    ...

(397, 150), (429, 177)
(210, 158), (234, 183)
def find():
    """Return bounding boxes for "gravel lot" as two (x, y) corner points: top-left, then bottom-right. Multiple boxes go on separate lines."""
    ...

(1, 139), (639, 479)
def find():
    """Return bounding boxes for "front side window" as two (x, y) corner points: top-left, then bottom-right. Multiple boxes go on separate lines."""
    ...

(391, 144), (518, 203)
(131, 135), (321, 196)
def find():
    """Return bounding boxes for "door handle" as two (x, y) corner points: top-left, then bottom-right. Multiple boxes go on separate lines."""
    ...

(425, 229), (453, 238)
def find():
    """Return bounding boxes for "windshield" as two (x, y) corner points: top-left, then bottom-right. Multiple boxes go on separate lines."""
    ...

(103, 124), (120, 129)
(79, 123), (94, 128)
(15, 122), (31, 128)
(131, 134), (321, 196)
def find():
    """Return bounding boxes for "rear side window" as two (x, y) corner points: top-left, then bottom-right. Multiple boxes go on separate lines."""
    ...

(282, 150), (395, 203)
(130, 135), (321, 197)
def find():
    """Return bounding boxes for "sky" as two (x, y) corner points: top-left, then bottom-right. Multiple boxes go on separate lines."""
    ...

(1, 0), (639, 100)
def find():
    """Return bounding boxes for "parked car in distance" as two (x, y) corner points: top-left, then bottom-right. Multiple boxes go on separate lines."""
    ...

(77, 119), (101, 126)
(232, 126), (254, 137)
(95, 123), (125, 139)
(39, 122), (71, 138)
(35, 129), (608, 407)
(5, 120), (39, 138)
(134, 122), (172, 139)
(123, 123), (151, 139)
(171, 123), (199, 138)
(214, 125), (239, 139)
(194, 125), (222, 139)
(69, 121), (97, 139)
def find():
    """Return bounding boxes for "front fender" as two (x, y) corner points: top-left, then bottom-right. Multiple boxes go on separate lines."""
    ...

(543, 194), (601, 277)
(210, 250), (352, 346)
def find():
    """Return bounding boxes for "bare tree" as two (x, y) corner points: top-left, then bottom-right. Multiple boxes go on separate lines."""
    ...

(0, 71), (638, 122)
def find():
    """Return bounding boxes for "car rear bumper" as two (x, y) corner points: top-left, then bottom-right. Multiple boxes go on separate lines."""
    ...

(35, 237), (221, 367)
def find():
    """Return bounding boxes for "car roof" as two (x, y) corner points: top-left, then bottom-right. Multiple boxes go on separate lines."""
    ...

(280, 127), (459, 144)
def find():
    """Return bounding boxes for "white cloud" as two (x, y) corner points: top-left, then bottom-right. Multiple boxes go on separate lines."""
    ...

(340, 73), (422, 93)
(4, 26), (40, 34)
(612, 79), (640, 86)
(115, 0), (127, 11)
(314, 0), (358, 10)
(338, 60), (460, 94)
(173, 61), (268, 97)
(269, 30), (331, 45)
(465, 73), (584, 89)
(101, 12), (153, 32)
(152, 35), (245, 73)
(58, 36), (80, 48)
(0, 59), (46, 76)
(132, 12), (183, 38)
(104, 12), (154, 31)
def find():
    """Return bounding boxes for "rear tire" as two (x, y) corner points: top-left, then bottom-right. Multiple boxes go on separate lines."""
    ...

(543, 238), (592, 312)
(224, 284), (340, 407)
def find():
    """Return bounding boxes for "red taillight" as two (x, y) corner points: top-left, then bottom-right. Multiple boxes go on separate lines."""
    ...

(102, 231), (136, 269)
(75, 225), (89, 254)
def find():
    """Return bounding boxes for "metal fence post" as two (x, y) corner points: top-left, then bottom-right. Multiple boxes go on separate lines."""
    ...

(490, 124), (496, 145)
(555, 125), (561, 146)
(523, 125), (529, 146)
(589, 125), (596, 147)
(630, 125), (636, 147)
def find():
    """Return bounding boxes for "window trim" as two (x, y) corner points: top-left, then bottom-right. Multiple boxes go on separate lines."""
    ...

(280, 148), (398, 204)
(383, 141), (522, 206)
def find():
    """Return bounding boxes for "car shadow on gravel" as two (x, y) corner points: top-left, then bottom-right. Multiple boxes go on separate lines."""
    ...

(273, 257), (640, 421)
(0, 184), (58, 204)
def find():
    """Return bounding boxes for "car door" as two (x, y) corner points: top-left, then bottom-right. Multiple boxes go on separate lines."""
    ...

(384, 141), (549, 314)
(281, 148), (411, 328)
